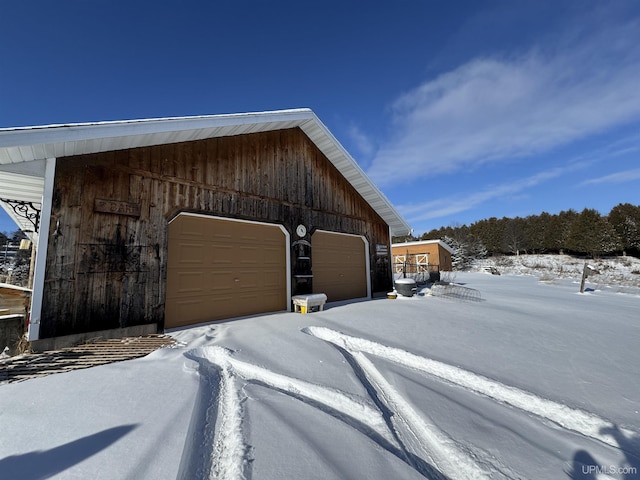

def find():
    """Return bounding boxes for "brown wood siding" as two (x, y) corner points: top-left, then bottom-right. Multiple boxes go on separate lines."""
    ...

(391, 243), (452, 271)
(40, 128), (393, 338)
(0, 287), (29, 315)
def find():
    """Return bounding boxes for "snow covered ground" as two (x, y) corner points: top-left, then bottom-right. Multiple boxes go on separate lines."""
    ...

(1, 268), (639, 479)
(472, 254), (640, 293)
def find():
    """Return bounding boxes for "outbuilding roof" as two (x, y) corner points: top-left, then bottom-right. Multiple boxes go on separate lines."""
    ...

(391, 239), (454, 254)
(0, 108), (410, 238)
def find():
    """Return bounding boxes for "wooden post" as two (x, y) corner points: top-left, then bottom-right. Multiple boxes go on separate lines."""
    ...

(580, 263), (600, 293)
(403, 249), (408, 278)
(580, 262), (587, 293)
(28, 244), (36, 290)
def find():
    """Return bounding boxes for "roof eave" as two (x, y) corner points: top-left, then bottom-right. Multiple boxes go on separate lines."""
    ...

(0, 109), (411, 236)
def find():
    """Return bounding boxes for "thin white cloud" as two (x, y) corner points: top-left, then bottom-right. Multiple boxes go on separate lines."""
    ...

(347, 123), (375, 157)
(398, 164), (577, 224)
(367, 16), (640, 187)
(581, 168), (640, 186)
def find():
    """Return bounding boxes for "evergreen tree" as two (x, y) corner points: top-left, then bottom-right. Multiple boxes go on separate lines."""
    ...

(608, 203), (640, 255)
(411, 204), (640, 259)
(420, 227), (447, 241)
(392, 233), (418, 243)
(524, 212), (551, 253)
(442, 229), (486, 270)
(501, 217), (528, 255)
(470, 217), (503, 255)
(544, 209), (578, 253)
(567, 208), (620, 257)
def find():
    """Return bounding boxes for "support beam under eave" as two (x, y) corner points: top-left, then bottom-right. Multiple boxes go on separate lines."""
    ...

(28, 157), (56, 341)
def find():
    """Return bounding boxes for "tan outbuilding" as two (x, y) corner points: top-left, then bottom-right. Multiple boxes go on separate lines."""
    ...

(391, 240), (454, 274)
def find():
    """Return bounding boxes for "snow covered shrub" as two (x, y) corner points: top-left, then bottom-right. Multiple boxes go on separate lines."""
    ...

(494, 256), (514, 267)
(443, 234), (487, 270)
(618, 257), (633, 267)
(522, 260), (546, 270)
(440, 271), (457, 284)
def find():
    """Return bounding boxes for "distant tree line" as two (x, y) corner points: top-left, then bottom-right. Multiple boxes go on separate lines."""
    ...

(0, 230), (28, 245)
(1, 229), (32, 286)
(394, 203), (640, 261)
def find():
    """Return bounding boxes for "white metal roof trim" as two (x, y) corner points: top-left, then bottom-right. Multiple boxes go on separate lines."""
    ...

(1, 120), (306, 165)
(0, 121), (305, 166)
(0, 192), (43, 204)
(0, 109), (315, 155)
(0, 170), (45, 183)
(299, 115), (411, 235)
(0, 180), (43, 190)
(0, 109), (411, 235)
(1, 112), (262, 143)
(0, 147), (18, 164)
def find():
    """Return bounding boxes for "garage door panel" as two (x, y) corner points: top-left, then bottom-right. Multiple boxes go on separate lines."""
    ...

(177, 244), (205, 264)
(208, 270), (241, 292)
(263, 247), (284, 264)
(166, 215), (287, 329)
(210, 235), (233, 249)
(313, 231), (367, 302)
(210, 244), (234, 264)
(173, 216), (207, 237)
(173, 271), (208, 294)
(208, 272), (235, 291)
(167, 299), (203, 324)
(235, 277), (259, 290)
(239, 245), (260, 263)
(263, 271), (284, 288)
(239, 234), (260, 242)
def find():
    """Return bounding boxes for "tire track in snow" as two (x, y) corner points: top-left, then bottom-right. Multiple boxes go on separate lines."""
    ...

(187, 345), (510, 480)
(346, 348), (496, 480)
(179, 349), (250, 480)
(209, 349), (249, 480)
(305, 326), (635, 449)
(185, 346), (418, 479)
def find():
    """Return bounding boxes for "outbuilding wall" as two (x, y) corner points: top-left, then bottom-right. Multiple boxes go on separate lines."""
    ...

(40, 128), (393, 338)
(391, 242), (453, 272)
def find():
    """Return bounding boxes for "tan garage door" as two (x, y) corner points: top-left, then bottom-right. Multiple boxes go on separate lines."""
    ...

(166, 214), (288, 328)
(312, 230), (368, 302)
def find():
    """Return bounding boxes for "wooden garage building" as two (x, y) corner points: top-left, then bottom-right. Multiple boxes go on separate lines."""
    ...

(391, 239), (454, 273)
(0, 109), (410, 343)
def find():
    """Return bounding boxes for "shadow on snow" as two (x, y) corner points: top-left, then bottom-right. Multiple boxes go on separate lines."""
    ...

(569, 425), (640, 480)
(0, 424), (138, 479)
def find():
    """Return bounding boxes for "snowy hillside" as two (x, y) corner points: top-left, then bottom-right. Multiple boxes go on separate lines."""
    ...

(472, 254), (640, 292)
(1, 271), (639, 479)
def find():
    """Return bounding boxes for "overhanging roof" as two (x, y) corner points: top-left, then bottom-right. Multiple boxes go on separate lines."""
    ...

(0, 108), (411, 238)
(391, 239), (454, 254)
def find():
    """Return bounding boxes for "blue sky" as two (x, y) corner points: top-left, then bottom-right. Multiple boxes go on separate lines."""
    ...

(1, 1), (639, 236)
